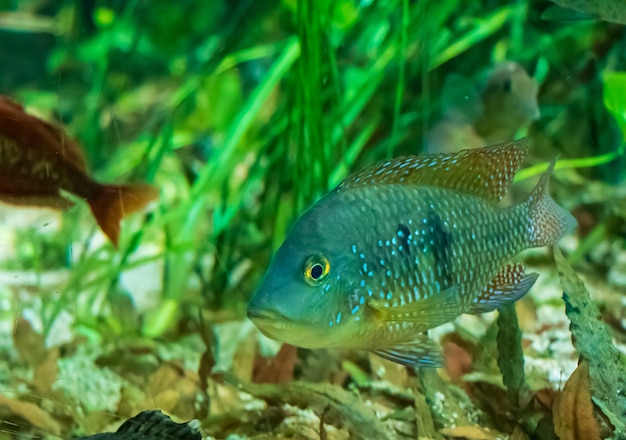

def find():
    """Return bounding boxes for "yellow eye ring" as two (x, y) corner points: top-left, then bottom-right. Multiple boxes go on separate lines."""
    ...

(303, 254), (330, 285)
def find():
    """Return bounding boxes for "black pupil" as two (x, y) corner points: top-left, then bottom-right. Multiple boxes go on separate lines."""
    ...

(311, 263), (324, 279)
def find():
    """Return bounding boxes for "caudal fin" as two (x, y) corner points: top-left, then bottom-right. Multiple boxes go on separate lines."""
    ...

(87, 183), (158, 247)
(526, 160), (577, 247)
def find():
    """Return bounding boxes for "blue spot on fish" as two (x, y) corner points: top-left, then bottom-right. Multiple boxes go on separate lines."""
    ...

(352, 244), (357, 254)
(351, 305), (360, 314)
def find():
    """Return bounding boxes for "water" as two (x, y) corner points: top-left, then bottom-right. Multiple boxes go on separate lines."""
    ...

(0, 0), (624, 438)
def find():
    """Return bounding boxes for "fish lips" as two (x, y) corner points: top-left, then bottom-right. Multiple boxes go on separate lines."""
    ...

(247, 303), (284, 323)
(246, 301), (290, 334)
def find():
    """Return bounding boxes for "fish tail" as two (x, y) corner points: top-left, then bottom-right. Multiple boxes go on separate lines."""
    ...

(87, 183), (158, 247)
(525, 160), (576, 247)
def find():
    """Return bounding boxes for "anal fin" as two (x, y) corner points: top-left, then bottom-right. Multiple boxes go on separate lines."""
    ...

(373, 334), (443, 368)
(467, 263), (538, 314)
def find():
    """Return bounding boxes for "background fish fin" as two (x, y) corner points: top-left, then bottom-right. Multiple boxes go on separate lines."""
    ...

(338, 139), (528, 203)
(467, 264), (538, 314)
(525, 160), (577, 247)
(0, 175), (71, 209)
(88, 183), (158, 247)
(368, 286), (460, 328)
(373, 334), (443, 368)
(541, 5), (595, 22)
(0, 193), (73, 210)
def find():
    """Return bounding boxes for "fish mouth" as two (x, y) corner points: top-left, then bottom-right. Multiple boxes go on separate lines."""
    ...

(246, 304), (290, 333)
(247, 302), (332, 349)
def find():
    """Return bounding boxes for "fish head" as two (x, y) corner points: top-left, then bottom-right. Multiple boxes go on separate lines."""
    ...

(247, 192), (364, 349)
(481, 61), (540, 126)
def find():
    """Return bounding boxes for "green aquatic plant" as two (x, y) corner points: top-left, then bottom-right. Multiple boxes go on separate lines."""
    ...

(555, 247), (626, 437)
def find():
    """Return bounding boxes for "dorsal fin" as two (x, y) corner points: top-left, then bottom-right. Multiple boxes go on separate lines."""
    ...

(338, 139), (528, 203)
(0, 95), (88, 172)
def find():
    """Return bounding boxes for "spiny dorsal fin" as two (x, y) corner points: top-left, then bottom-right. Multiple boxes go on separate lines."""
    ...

(338, 139), (529, 203)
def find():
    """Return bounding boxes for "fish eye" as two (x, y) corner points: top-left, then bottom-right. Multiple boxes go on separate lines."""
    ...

(303, 254), (330, 285)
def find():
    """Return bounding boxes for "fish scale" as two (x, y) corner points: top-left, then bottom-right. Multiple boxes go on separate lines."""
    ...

(343, 184), (527, 316)
(247, 139), (577, 367)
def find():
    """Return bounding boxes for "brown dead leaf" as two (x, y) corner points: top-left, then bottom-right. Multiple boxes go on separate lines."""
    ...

(443, 340), (473, 382)
(369, 353), (409, 388)
(143, 362), (201, 420)
(14, 317), (47, 365)
(553, 359), (601, 440)
(0, 393), (62, 436)
(253, 343), (298, 384)
(32, 347), (59, 393)
(439, 425), (504, 440)
(231, 328), (256, 382)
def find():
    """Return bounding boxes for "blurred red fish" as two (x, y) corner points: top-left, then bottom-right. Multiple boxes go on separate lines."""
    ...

(0, 95), (158, 246)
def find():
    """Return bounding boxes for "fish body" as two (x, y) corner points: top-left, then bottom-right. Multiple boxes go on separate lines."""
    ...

(0, 96), (157, 246)
(247, 140), (576, 367)
(546, 0), (626, 25)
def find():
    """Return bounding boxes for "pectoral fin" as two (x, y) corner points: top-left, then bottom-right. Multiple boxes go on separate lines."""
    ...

(373, 334), (443, 368)
(368, 286), (460, 329)
(467, 263), (538, 314)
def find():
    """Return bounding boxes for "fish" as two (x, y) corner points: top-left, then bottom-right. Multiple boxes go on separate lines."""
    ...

(0, 96), (158, 247)
(426, 62), (540, 154)
(543, 0), (626, 25)
(79, 410), (202, 440)
(474, 62), (540, 145)
(247, 139), (576, 368)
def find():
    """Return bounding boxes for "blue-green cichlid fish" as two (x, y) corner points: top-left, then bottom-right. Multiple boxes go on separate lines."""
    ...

(247, 139), (576, 367)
